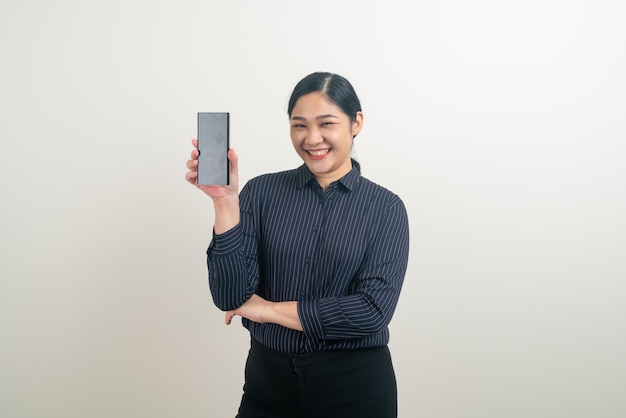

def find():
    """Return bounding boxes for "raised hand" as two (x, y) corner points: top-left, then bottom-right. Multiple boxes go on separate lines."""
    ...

(185, 139), (239, 201)
(186, 139), (241, 233)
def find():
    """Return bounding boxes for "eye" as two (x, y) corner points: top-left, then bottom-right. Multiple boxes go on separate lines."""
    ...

(321, 122), (334, 127)
(291, 123), (306, 129)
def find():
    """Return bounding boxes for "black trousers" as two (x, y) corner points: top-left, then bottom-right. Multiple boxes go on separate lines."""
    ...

(236, 338), (397, 418)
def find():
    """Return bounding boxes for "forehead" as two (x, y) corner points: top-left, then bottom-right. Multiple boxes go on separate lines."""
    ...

(290, 92), (345, 118)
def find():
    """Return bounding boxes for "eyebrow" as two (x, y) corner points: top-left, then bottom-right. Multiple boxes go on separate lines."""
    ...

(291, 114), (339, 121)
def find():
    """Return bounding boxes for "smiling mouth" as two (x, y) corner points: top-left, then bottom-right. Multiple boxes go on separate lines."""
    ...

(308, 149), (330, 157)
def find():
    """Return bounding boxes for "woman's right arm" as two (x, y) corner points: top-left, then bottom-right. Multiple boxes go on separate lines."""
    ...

(185, 140), (259, 310)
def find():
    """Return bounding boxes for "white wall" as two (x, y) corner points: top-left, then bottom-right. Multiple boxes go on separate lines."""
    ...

(1, 1), (624, 417)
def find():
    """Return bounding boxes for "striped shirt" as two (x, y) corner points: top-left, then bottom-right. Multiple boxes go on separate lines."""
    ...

(207, 163), (410, 354)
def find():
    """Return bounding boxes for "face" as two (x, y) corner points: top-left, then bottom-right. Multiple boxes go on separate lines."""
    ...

(289, 92), (363, 189)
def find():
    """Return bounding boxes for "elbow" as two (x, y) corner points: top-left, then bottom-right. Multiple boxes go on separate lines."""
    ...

(212, 299), (237, 312)
(363, 317), (389, 335)
(209, 283), (250, 312)
(211, 293), (249, 312)
(358, 295), (395, 334)
(358, 309), (392, 335)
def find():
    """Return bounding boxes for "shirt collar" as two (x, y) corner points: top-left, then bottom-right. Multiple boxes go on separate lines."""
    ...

(295, 162), (361, 192)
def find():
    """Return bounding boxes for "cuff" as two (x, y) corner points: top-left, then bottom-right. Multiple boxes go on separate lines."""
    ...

(297, 298), (325, 340)
(207, 223), (242, 256)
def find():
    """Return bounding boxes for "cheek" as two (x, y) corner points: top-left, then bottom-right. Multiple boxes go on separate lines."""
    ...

(290, 132), (303, 149)
(334, 131), (353, 148)
(290, 130), (306, 142)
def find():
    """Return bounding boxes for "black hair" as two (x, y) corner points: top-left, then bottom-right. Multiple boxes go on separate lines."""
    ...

(287, 72), (362, 122)
(287, 72), (363, 170)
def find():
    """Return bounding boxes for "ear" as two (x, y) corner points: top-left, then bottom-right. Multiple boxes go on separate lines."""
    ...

(351, 111), (364, 138)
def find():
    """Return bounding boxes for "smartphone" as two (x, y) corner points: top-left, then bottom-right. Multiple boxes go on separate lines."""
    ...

(197, 112), (229, 185)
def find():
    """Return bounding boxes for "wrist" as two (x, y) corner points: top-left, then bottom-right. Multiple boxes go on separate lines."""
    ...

(212, 193), (239, 210)
(212, 195), (240, 234)
(268, 301), (302, 331)
(265, 300), (278, 324)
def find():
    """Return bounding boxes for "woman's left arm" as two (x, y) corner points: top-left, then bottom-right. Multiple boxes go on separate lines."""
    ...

(298, 199), (410, 339)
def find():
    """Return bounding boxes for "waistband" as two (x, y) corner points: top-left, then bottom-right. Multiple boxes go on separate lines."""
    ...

(249, 338), (387, 369)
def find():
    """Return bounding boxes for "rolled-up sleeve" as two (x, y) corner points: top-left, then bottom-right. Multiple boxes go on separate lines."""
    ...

(207, 187), (260, 311)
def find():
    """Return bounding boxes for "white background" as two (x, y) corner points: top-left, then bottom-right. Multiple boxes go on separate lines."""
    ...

(1, 1), (625, 417)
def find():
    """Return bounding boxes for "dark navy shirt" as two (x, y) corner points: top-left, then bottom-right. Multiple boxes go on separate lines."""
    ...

(207, 163), (410, 354)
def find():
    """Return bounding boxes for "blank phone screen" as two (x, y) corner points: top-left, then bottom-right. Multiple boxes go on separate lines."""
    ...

(197, 112), (229, 185)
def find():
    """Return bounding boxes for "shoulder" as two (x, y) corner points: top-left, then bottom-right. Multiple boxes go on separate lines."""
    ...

(240, 168), (300, 199)
(356, 175), (405, 210)
(246, 168), (298, 188)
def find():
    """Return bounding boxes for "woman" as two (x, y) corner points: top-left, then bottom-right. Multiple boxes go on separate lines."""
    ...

(185, 72), (410, 418)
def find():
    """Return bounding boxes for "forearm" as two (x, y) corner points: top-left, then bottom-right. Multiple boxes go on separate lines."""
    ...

(226, 295), (303, 331)
(268, 301), (302, 331)
(208, 222), (259, 311)
(299, 261), (408, 339)
(298, 293), (397, 339)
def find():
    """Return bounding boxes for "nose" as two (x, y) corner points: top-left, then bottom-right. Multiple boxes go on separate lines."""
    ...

(304, 126), (323, 145)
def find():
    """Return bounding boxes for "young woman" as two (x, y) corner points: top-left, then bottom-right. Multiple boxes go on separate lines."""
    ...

(185, 72), (410, 418)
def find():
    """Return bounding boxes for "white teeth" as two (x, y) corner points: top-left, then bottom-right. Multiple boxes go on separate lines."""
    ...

(309, 149), (329, 156)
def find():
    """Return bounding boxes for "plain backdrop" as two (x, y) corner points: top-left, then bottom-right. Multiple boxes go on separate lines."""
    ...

(1, 1), (625, 417)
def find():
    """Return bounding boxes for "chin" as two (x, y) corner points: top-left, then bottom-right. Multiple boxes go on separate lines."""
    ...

(306, 159), (332, 172)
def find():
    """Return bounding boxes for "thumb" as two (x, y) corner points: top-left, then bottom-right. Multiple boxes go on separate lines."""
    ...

(225, 310), (236, 325)
(228, 148), (239, 182)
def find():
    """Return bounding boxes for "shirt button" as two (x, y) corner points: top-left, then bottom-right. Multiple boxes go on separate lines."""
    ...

(304, 256), (311, 264)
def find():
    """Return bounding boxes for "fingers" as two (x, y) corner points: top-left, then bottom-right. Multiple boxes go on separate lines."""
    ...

(185, 170), (197, 184)
(186, 158), (198, 170)
(185, 139), (200, 184)
(185, 156), (198, 185)
(186, 142), (240, 194)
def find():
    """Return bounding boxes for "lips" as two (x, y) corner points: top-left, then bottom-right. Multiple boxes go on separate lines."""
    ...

(307, 149), (330, 160)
